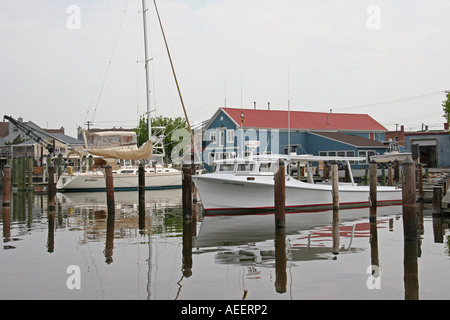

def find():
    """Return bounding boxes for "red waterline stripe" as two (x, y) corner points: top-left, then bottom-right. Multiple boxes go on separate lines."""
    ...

(204, 199), (402, 212)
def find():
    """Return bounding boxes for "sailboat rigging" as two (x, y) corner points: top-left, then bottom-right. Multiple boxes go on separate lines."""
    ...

(56, 0), (183, 192)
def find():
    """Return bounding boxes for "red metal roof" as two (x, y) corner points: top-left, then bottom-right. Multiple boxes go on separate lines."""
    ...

(222, 107), (387, 131)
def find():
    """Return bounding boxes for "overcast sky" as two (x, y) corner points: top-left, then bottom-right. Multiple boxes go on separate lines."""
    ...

(1, 0), (449, 138)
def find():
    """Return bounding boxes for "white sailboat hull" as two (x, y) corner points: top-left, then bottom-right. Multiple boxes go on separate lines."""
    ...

(193, 173), (402, 215)
(57, 171), (182, 192)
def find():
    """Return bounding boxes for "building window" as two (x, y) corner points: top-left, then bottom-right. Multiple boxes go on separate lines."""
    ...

(358, 150), (376, 164)
(227, 129), (234, 144)
(210, 131), (217, 144)
(346, 151), (355, 165)
(358, 151), (368, 164)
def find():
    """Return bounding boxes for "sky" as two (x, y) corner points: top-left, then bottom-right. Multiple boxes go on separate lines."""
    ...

(1, 0), (449, 138)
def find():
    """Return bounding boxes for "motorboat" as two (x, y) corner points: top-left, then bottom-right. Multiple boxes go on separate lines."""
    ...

(192, 154), (402, 215)
(370, 142), (412, 166)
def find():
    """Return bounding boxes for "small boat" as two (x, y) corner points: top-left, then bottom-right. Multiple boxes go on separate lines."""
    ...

(193, 154), (402, 215)
(370, 142), (412, 166)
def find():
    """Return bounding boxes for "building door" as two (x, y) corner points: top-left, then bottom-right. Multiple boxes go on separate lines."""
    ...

(412, 139), (437, 167)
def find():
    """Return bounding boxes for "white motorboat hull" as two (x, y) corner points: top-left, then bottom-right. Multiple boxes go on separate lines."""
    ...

(370, 153), (412, 163)
(57, 171), (182, 192)
(193, 174), (402, 215)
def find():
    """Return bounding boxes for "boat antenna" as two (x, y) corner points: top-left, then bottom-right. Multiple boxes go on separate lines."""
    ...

(152, 0), (194, 148)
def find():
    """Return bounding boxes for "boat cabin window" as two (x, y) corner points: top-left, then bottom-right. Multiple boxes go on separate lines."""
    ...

(218, 164), (235, 172)
(236, 163), (254, 172)
(259, 162), (276, 173)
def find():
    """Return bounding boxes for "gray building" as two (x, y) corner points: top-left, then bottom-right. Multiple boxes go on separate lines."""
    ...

(404, 131), (450, 168)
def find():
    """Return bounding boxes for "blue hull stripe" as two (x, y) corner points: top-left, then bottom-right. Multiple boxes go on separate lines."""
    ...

(59, 185), (182, 193)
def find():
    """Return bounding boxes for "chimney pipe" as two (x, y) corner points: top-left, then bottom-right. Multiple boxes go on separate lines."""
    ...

(268, 102), (270, 110)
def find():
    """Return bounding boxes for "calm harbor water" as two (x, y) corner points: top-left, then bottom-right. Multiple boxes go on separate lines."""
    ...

(1, 187), (450, 300)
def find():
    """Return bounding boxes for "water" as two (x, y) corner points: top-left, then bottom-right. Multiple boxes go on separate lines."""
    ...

(1, 188), (450, 301)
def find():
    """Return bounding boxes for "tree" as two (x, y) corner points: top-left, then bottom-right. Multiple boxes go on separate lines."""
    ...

(135, 115), (188, 163)
(443, 91), (450, 128)
(4, 134), (26, 145)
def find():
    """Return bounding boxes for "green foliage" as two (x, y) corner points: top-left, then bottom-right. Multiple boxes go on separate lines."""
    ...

(135, 115), (188, 162)
(443, 91), (450, 126)
(5, 134), (26, 145)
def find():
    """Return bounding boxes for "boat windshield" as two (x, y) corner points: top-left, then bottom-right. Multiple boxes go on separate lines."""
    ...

(218, 164), (235, 172)
(259, 162), (277, 173)
(236, 163), (254, 172)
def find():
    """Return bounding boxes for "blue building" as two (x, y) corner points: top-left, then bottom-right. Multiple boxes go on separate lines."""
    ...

(203, 107), (389, 170)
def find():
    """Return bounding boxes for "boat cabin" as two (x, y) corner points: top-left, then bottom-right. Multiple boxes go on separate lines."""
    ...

(214, 158), (281, 175)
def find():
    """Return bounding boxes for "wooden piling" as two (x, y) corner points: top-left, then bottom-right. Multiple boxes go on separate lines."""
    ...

(274, 160), (286, 229)
(138, 162), (145, 202)
(369, 160), (378, 221)
(88, 155), (93, 171)
(441, 179), (447, 197)
(104, 164), (115, 216)
(17, 157), (25, 191)
(182, 165), (193, 221)
(417, 163), (423, 202)
(401, 158), (417, 242)
(331, 161), (339, 255)
(322, 161), (330, 181)
(432, 185), (442, 215)
(2, 165), (11, 206)
(388, 161), (393, 186)
(57, 153), (63, 178)
(394, 159), (400, 183)
(27, 157), (33, 191)
(12, 157), (18, 188)
(21, 157), (27, 191)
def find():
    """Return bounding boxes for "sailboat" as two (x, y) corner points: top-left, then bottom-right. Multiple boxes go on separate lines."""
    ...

(56, 0), (182, 192)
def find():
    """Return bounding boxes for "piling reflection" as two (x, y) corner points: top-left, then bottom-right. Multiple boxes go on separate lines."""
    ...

(104, 210), (115, 264)
(3, 185), (450, 299)
(47, 206), (55, 253)
(182, 219), (194, 278)
(369, 221), (379, 281)
(2, 206), (11, 247)
(404, 239), (419, 300)
(274, 227), (286, 294)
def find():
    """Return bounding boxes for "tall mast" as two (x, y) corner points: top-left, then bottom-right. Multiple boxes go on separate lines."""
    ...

(142, 0), (152, 141)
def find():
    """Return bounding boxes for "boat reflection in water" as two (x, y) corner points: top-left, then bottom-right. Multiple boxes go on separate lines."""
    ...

(195, 206), (402, 263)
